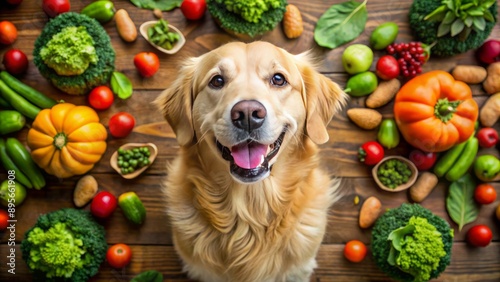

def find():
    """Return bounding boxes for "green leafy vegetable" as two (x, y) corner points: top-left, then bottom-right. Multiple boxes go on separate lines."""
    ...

(129, 0), (182, 11)
(214, 0), (283, 23)
(446, 173), (479, 231)
(131, 270), (164, 282)
(111, 71), (133, 99)
(314, 0), (368, 49)
(148, 19), (180, 50)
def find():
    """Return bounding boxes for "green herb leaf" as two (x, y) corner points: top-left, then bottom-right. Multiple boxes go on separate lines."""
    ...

(314, 0), (368, 49)
(483, 10), (495, 22)
(446, 173), (479, 231)
(467, 7), (485, 16)
(111, 71), (133, 99)
(131, 270), (163, 282)
(129, 0), (182, 11)
(442, 10), (456, 24)
(450, 18), (465, 36)
(464, 16), (473, 27)
(437, 22), (452, 37)
(424, 5), (447, 21)
(473, 16), (486, 30)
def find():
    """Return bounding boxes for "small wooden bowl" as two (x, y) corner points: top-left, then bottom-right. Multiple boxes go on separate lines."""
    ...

(139, 21), (185, 54)
(110, 143), (158, 179)
(372, 156), (418, 192)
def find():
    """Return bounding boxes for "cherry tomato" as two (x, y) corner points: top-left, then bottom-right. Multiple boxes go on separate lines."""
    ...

(42, 0), (70, 18)
(358, 141), (384, 166)
(0, 209), (9, 230)
(106, 243), (132, 268)
(476, 127), (499, 148)
(90, 191), (117, 218)
(376, 55), (399, 80)
(343, 240), (367, 263)
(0, 21), (17, 45)
(109, 112), (135, 138)
(466, 224), (493, 247)
(180, 0), (206, 21)
(3, 49), (29, 75)
(474, 183), (497, 205)
(408, 149), (437, 171)
(88, 86), (114, 110)
(133, 52), (160, 78)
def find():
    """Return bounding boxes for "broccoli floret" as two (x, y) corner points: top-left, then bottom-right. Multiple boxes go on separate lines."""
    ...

(33, 12), (115, 95)
(207, 0), (287, 37)
(409, 0), (497, 57)
(21, 208), (108, 282)
(372, 203), (454, 282)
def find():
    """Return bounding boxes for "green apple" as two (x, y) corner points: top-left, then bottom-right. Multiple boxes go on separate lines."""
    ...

(0, 179), (27, 207)
(342, 44), (374, 75)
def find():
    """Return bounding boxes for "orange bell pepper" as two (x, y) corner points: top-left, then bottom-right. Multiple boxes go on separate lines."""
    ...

(393, 70), (478, 153)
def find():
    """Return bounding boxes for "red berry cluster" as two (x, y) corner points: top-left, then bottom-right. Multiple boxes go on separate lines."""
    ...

(386, 42), (427, 78)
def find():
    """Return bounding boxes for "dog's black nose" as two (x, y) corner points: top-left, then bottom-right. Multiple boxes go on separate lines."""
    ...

(231, 100), (267, 132)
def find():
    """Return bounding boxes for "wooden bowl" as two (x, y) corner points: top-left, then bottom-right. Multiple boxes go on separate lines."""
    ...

(372, 156), (418, 192)
(110, 143), (158, 179)
(139, 21), (185, 54)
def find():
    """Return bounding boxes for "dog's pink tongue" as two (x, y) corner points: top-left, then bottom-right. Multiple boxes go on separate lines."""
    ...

(231, 142), (268, 169)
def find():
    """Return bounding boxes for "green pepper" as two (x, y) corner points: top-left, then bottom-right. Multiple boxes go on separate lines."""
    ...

(445, 137), (478, 182)
(377, 118), (400, 149)
(474, 155), (500, 182)
(118, 192), (146, 225)
(81, 0), (116, 24)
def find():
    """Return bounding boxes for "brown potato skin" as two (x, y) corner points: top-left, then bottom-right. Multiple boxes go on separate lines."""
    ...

(115, 9), (137, 43)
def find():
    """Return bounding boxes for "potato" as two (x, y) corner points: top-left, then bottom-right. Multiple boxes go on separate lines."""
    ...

(483, 62), (500, 94)
(347, 108), (382, 130)
(359, 196), (382, 229)
(409, 172), (439, 203)
(451, 65), (487, 84)
(73, 175), (98, 207)
(480, 93), (500, 127)
(115, 9), (137, 42)
(365, 78), (401, 108)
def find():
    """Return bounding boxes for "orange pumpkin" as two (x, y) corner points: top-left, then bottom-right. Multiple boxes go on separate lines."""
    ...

(27, 103), (107, 178)
(394, 70), (478, 153)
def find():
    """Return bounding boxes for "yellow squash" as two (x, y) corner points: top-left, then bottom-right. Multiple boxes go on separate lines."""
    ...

(27, 103), (107, 178)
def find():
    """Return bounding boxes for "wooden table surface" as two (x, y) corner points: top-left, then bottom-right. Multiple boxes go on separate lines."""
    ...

(1, 0), (500, 281)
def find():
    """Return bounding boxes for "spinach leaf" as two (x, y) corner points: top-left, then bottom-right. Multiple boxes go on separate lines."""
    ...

(130, 0), (182, 11)
(314, 0), (368, 49)
(131, 270), (163, 282)
(446, 173), (479, 231)
(111, 71), (133, 99)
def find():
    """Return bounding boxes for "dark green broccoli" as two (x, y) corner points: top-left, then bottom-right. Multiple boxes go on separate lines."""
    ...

(207, 0), (287, 38)
(21, 208), (108, 282)
(409, 0), (497, 57)
(371, 203), (454, 282)
(33, 12), (115, 95)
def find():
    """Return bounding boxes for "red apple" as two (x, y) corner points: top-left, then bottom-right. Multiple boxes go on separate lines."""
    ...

(376, 55), (400, 80)
(477, 39), (500, 65)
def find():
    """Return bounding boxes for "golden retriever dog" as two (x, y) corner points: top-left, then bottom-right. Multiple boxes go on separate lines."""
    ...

(155, 41), (347, 282)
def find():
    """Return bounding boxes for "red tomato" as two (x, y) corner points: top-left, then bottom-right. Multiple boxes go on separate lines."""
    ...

(42, 0), (70, 18)
(0, 21), (17, 45)
(106, 243), (132, 268)
(343, 240), (367, 263)
(90, 191), (117, 218)
(476, 127), (498, 148)
(0, 209), (9, 230)
(2, 49), (28, 75)
(467, 224), (493, 247)
(376, 55), (399, 80)
(408, 149), (437, 171)
(133, 52), (160, 78)
(474, 183), (497, 205)
(109, 112), (135, 138)
(88, 86), (114, 110)
(358, 141), (384, 166)
(180, 0), (206, 20)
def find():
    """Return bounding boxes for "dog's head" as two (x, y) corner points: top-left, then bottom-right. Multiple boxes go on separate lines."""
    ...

(155, 41), (347, 183)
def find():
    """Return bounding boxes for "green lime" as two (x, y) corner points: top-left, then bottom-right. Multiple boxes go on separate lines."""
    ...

(0, 179), (27, 207)
(370, 22), (399, 50)
(345, 71), (378, 97)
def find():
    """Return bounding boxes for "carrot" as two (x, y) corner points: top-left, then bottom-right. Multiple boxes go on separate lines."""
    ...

(115, 9), (137, 42)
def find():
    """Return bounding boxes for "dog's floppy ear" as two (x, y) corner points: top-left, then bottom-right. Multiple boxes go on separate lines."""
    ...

(295, 52), (348, 144)
(154, 57), (198, 147)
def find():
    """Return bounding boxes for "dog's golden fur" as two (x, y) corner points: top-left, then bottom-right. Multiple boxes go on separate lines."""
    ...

(155, 41), (347, 282)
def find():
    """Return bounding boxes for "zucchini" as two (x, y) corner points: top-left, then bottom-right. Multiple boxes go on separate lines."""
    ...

(118, 192), (146, 224)
(0, 138), (33, 188)
(0, 80), (40, 120)
(0, 71), (57, 109)
(5, 137), (46, 190)
(0, 110), (25, 135)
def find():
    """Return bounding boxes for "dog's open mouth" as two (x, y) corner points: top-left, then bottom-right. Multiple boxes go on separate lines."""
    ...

(216, 130), (286, 183)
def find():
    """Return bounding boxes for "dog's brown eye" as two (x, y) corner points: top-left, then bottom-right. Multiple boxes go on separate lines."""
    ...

(271, 73), (287, 86)
(209, 75), (225, 89)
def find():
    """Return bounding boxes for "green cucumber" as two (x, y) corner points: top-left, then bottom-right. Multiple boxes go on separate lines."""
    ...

(433, 141), (467, 178)
(0, 95), (12, 109)
(0, 71), (57, 109)
(0, 110), (25, 135)
(5, 137), (45, 190)
(81, 0), (116, 23)
(0, 138), (33, 188)
(445, 137), (479, 182)
(0, 80), (40, 120)
(118, 192), (146, 224)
